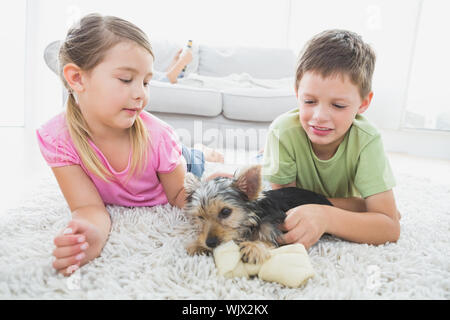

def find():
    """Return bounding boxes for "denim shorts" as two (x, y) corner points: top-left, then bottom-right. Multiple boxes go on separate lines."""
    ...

(181, 145), (205, 178)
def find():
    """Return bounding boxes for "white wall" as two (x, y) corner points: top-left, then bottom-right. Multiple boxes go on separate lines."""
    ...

(24, 0), (450, 159)
(26, 0), (291, 128)
(0, 0), (26, 126)
(286, 0), (450, 159)
(288, 0), (421, 131)
(405, 0), (450, 129)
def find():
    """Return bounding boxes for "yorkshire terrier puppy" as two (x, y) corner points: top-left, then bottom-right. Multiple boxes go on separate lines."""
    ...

(184, 165), (332, 264)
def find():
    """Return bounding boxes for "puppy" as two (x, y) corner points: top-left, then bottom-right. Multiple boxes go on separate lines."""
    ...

(184, 165), (332, 264)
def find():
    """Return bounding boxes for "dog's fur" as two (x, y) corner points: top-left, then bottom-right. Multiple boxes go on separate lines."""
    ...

(184, 165), (332, 264)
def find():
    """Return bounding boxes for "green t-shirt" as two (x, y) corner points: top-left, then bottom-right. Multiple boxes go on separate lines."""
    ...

(262, 108), (396, 198)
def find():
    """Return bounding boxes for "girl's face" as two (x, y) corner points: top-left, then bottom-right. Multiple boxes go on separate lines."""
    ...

(295, 71), (371, 159)
(79, 41), (153, 133)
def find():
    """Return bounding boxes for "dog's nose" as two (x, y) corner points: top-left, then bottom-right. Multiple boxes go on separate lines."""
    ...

(206, 236), (219, 248)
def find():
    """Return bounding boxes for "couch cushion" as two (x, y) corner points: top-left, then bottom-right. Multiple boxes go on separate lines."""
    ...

(222, 88), (297, 122)
(146, 81), (222, 117)
(197, 46), (296, 79)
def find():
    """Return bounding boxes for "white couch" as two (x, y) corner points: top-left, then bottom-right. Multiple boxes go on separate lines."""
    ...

(44, 40), (298, 150)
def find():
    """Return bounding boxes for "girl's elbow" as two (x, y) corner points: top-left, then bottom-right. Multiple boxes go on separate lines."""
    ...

(174, 200), (185, 209)
(168, 195), (185, 209)
(167, 187), (186, 209)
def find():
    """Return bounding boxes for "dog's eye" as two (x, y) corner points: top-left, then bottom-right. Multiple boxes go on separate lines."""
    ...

(219, 207), (232, 219)
(197, 215), (205, 221)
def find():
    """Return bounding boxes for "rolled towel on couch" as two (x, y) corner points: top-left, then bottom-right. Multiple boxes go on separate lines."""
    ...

(213, 240), (315, 288)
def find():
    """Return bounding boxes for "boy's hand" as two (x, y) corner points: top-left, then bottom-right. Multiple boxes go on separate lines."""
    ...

(279, 204), (328, 250)
(52, 219), (105, 276)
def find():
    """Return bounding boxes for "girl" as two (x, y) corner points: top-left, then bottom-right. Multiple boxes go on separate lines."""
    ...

(36, 13), (224, 276)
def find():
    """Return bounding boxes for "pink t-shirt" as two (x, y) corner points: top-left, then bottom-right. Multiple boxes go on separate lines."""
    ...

(36, 111), (185, 207)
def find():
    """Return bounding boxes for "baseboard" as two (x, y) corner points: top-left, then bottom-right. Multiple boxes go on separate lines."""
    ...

(380, 128), (450, 161)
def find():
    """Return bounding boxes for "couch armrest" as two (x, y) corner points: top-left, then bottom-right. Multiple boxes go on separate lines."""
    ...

(44, 40), (62, 75)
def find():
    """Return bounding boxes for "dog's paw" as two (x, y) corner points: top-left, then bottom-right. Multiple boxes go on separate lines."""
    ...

(186, 241), (211, 256)
(239, 241), (271, 264)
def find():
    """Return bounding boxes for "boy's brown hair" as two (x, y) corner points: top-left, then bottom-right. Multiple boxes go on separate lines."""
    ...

(295, 29), (376, 99)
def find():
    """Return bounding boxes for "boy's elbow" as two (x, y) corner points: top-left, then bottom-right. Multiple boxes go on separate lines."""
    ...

(389, 219), (401, 243)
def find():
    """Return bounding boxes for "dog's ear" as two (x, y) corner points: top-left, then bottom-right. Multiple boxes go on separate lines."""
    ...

(232, 165), (262, 200)
(184, 172), (201, 195)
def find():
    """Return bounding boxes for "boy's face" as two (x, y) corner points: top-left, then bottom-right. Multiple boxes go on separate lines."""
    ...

(295, 71), (372, 159)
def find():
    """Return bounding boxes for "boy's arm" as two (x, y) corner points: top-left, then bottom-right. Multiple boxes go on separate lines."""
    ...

(329, 196), (401, 218)
(328, 197), (366, 212)
(323, 189), (400, 245)
(273, 181), (400, 246)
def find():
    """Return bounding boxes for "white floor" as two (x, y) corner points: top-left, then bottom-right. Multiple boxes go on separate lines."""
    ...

(0, 128), (52, 215)
(1, 127), (450, 215)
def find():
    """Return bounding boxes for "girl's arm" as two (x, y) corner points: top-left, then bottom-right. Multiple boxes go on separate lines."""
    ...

(51, 165), (111, 276)
(158, 163), (187, 209)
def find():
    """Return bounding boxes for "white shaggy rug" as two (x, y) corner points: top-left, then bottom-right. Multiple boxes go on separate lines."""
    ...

(0, 153), (449, 299)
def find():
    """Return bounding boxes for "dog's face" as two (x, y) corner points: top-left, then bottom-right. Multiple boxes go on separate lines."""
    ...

(184, 165), (263, 254)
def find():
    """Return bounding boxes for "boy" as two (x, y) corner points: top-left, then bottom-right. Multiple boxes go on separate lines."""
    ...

(262, 29), (400, 250)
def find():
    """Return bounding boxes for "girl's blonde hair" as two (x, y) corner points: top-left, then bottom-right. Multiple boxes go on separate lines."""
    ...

(58, 13), (154, 182)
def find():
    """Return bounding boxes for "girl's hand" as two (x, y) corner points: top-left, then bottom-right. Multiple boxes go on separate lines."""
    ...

(52, 219), (105, 276)
(279, 204), (328, 250)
